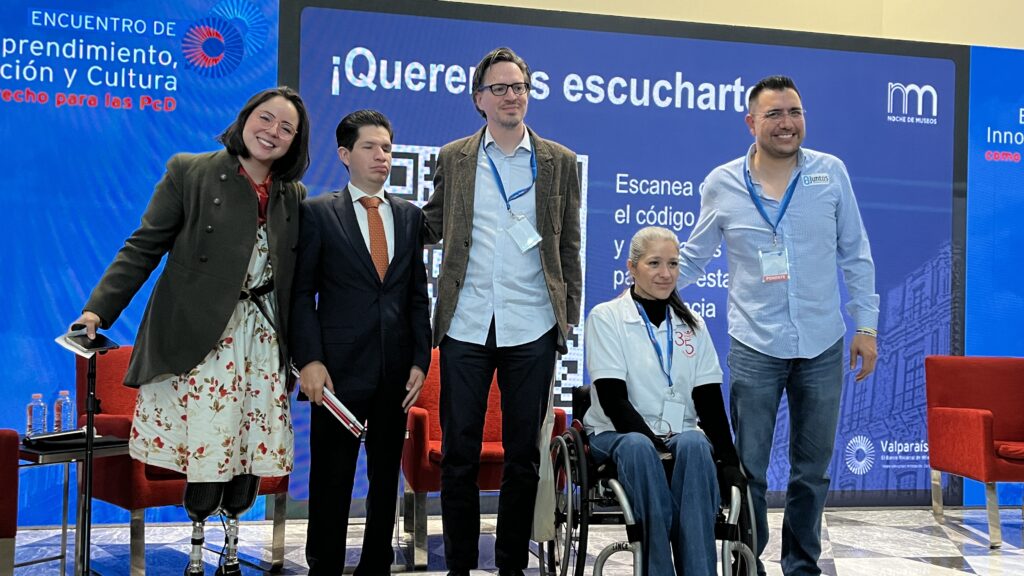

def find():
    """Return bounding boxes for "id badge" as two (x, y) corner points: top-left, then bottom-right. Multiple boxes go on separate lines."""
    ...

(507, 212), (542, 252)
(759, 245), (790, 283)
(662, 391), (687, 433)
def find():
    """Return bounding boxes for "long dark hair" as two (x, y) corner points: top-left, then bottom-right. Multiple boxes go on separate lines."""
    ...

(217, 86), (311, 182)
(628, 226), (700, 331)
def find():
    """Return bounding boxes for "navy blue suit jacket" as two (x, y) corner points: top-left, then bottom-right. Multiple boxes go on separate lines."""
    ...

(290, 186), (431, 402)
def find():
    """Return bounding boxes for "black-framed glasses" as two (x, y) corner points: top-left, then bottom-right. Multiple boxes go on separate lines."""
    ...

(477, 82), (531, 96)
(756, 108), (806, 122)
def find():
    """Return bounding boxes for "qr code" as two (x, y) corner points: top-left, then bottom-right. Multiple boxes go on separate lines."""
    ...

(391, 144), (588, 408)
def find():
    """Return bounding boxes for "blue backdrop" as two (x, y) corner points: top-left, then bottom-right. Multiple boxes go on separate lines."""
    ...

(285, 2), (959, 505)
(4, 0), (977, 527)
(3, 0), (280, 525)
(963, 45), (1024, 506)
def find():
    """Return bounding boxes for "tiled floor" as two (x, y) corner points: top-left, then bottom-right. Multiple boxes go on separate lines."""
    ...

(10, 508), (1024, 574)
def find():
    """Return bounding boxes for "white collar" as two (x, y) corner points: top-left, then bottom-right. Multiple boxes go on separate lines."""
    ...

(349, 183), (389, 205)
(483, 126), (532, 156)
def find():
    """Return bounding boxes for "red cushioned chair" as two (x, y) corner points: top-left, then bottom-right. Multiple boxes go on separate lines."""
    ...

(76, 346), (288, 574)
(925, 355), (1024, 548)
(401, 348), (566, 569)
(0, 429), (18, 576)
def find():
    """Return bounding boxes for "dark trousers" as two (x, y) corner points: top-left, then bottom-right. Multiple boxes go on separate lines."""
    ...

(305, 387), (406, 576)
(439, 324), (558, 571)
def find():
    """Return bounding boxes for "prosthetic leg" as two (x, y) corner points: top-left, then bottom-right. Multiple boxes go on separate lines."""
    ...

(215, 474), (261, 576)
(183, 482), (225, 575)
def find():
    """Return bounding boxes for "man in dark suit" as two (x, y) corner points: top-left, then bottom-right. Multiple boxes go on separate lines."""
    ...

(422, 47), (582, 576)
(291, 109), (431, 575)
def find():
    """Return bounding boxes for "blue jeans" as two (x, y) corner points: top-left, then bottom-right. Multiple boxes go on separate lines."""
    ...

(589, 430), (719, 576)
(727, 337), (843, 576)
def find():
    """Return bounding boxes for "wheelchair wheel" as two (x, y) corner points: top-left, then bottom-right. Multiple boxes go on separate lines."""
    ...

(729, 485), (757, 576)
(549, 428), (588, 576)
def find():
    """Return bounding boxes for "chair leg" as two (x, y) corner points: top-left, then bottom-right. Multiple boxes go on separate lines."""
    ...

(403, 486), (414, 535)
(985, 482), (1002, 548)
(0, 537), (13, 576)
(130, 509), (146, 576)
(402, 488), (428, 570)
(930, 469), (944, 523)
(270, 493), (287, 572)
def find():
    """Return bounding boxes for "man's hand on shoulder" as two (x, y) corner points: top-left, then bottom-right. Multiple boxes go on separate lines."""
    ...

(299, 361), (334, 405)
(850, 333), (878, 382)
(402, 366), (426, 413)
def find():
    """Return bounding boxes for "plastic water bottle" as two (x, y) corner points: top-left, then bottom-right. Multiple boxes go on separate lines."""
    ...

(26, 393), (47, 437)
(54, 390), (75, 432)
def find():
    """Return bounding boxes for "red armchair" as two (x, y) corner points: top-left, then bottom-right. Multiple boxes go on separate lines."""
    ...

(925, 355), (1024, 548)
(0, 429), (18, 576)
(76, 346), (289, 574)
(401, 348), (566, 568)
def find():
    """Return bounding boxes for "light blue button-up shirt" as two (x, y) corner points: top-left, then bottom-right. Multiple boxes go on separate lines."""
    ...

(679, 145), (879, 359)
(447, 128), (556, 347)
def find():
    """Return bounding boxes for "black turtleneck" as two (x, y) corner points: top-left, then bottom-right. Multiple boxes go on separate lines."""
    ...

(631, 285), (670, 328)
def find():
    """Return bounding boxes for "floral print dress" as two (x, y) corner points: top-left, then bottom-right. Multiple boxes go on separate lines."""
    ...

(128, 225), (293, 482)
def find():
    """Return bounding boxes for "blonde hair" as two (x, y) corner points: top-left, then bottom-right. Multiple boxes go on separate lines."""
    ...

(628, 226), (680, 266)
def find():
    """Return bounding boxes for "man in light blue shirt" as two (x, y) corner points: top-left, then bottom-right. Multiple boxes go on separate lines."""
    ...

(422, 47), (582, 576)
(679, 75), (878, 576)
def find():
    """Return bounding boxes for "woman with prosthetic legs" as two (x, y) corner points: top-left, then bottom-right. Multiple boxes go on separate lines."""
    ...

(70, 87), (311, 575)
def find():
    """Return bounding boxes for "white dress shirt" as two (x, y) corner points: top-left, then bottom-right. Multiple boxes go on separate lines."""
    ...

(447, 127), (556, 347)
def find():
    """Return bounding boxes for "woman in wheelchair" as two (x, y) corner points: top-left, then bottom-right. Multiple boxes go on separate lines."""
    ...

(584, 225), (746, 575)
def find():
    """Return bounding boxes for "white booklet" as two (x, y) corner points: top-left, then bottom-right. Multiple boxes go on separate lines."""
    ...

(322, 388), (366, 438)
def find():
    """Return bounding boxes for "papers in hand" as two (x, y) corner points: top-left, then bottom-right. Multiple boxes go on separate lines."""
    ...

(322, 388), (366, 438)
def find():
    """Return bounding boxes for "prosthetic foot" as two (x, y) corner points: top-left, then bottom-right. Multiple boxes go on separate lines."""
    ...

(182, 482), (225, 575)
(214, 475), (260, 576)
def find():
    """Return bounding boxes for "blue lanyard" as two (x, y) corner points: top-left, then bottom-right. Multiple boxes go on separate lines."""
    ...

(484, 143), (537, 212)
(743, 154), (799, 244)
(634, 301), (673, 389)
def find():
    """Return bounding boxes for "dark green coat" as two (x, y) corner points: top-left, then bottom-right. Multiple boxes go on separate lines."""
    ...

(84, 150), (307, 387)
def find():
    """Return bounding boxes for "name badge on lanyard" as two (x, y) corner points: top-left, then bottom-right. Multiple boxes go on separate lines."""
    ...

(485, 145), (541, 253)
(634, 301), (686, 435)
(744, 154), (798, 283)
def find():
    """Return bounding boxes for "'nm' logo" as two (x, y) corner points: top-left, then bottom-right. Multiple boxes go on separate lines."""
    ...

(887, 82), (938, 117)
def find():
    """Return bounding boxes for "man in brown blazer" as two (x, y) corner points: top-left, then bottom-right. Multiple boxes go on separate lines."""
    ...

(422, 46), (581, 576)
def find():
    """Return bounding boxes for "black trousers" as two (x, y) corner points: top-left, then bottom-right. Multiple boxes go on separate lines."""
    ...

(439, 324), (558, 571)
(305, 386), (406, 575)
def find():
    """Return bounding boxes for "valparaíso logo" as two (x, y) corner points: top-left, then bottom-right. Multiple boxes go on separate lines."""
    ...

(844, 435), (875, 475)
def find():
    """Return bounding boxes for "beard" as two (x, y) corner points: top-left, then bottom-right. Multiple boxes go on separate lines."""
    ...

(497, 114), (523, 131)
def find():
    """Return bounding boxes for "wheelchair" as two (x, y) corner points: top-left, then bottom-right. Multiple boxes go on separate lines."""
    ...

(546, 385), (757, 576)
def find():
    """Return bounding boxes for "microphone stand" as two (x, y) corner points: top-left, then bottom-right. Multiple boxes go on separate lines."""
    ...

(76, 351), (101, 575)
(74, 340), (117, 576)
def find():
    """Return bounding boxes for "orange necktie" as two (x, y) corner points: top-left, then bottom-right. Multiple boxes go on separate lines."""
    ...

(358, 196), (389, 281)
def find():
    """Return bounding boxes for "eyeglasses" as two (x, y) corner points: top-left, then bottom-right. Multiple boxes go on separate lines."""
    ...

(477, 82), (531, 96)
(254, 111), (297, 140)
(756, 108), (806, 122)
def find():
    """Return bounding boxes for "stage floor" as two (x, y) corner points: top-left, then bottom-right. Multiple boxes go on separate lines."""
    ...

(10, 508), (1023, 574)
